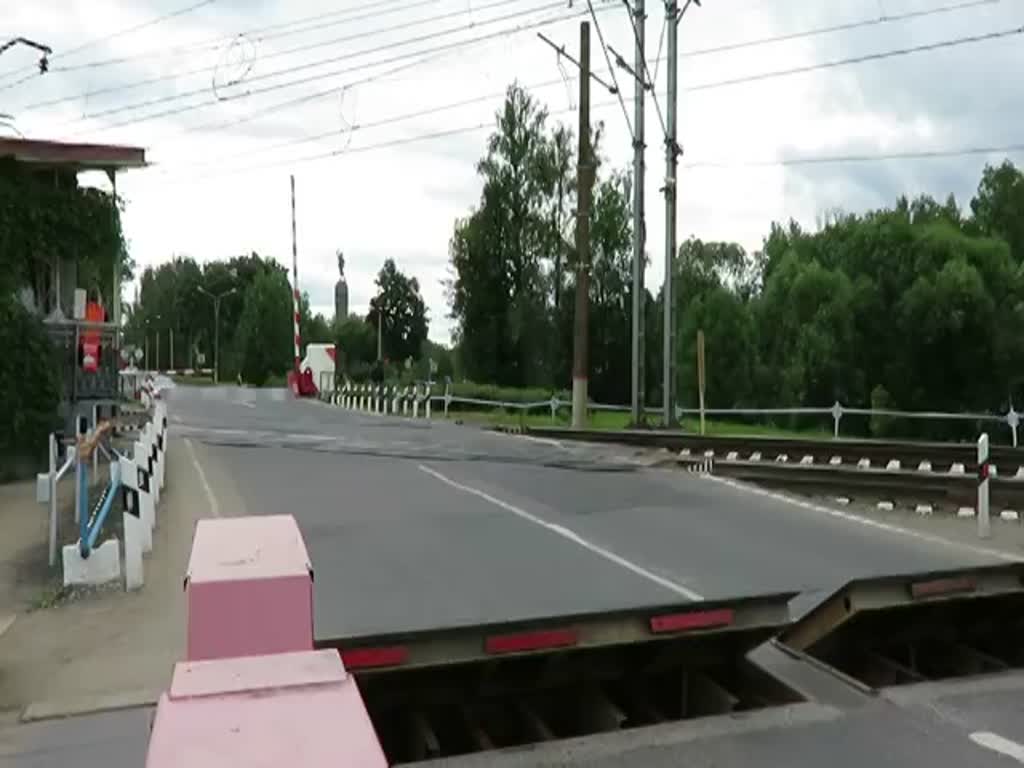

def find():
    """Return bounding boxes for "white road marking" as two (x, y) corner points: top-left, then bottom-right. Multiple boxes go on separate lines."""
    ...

(970, 731), (1024, 763)
(237, 401), (256, 409)
(185, 438), (220, 518)
(418, 464), (704, 600)
(171, 414), (183, 423)
(706, 475), (1020, 563)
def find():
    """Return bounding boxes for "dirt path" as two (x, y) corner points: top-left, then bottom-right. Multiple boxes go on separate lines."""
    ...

(0, 438), (246, 718)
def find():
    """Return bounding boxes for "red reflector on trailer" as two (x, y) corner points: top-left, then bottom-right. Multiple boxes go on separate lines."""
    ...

(485, 628), (578, 654)
(340, 646), (409, 670)
(910, 576), (976, 599)
(650, 608), (735, 634)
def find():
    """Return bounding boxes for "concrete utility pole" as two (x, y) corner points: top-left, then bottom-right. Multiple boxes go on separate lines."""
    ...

(663, 0), (681, 427)
(630, 0), (646, 426)
(572, 21), (594, 430)
(169, 328), (174, 371)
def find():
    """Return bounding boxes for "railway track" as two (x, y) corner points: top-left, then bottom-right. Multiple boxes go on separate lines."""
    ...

(524, 427), (1024, 473)
(521, 426), (1024, 517)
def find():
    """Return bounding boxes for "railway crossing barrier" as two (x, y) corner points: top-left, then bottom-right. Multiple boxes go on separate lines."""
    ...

(39, 401), (170, 590)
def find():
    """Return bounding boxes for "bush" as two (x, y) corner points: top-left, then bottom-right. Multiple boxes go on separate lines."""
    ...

(0, 299), (62, 479)
(448, 381), (569, 406)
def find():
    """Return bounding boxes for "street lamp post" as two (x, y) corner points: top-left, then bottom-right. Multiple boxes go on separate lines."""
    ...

(198, 287), (237, 384)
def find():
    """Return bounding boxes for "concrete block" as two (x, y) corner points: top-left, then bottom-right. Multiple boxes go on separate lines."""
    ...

(679, 448), (691, 457)
(703, 450), (715, 458)
(829, 456), (842, 466)
(186, 515), (313, 662)
(800, 455), (814, 465)
(749, 452), (762, 462)
(726, 451), (739, 461)
(957, 506), (975, 518)
(36, 472), (50, 503)
(124, 513), (145, 591)
(876, 501), (895, 512)
(949, 463), (966, 475)
(918, 460), (932, 472)
(857, 458), (871, 469)
(834, 497), (851, 505)
(63, 539), (120, 588)
(775, 454), (789, 463)
(885, 459), (901, 471)
(1001, 510), (1020, 522)
(915, 504), (933, 516)
(146, 651), (387, 768)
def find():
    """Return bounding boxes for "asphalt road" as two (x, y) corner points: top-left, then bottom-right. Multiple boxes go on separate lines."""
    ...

(168, 385), (1005, 636)
(6, 383), (1023, 767)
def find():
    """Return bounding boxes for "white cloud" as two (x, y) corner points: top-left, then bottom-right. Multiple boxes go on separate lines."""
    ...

(5, 0), (1022, 344)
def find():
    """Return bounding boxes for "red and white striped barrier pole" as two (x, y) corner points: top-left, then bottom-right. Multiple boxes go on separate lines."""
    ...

(290, 175), (302, 387)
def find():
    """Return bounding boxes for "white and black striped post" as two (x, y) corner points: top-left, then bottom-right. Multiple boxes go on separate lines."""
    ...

(978, 432), (991, 539)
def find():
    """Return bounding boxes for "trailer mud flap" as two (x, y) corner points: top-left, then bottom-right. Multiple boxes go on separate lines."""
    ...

(321, 593), (801, 764)
(780, 563), (1024, 691)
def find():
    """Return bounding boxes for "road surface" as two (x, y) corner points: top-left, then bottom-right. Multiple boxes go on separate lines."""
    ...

(4, 384), (1022, 767)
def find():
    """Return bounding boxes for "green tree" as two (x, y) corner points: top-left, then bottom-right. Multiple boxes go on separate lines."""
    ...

(334, 313), (376, 372)
(971, 161), (1024, 263)
(366, 258), (428, 364)
(0, 299), (61, 477)
(235, 269), (293, 385)
(449, 85), (560, 387)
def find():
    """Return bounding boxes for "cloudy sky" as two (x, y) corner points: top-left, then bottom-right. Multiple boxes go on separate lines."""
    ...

(2, 0), (1021, 342)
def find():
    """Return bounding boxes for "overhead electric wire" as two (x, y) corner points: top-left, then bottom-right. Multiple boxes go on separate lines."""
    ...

(685, 24), (1024, 92)
(684, 142), (1024, 169)
(154, 90), (1024, 185)
(162, 45), (462, 144)
(585, 0), (634, 139)
(620, 0), (667, 137)
(61, 4), (598, 139)
(57, 0), (579, 133)
(149, 15), (1024, 180)
(20, 0), (531, 112)
(680, 0), (1001, 59)
(156, 72), (580, 168)
(3, 0), (421, 83)
(0, 0), (218, 88)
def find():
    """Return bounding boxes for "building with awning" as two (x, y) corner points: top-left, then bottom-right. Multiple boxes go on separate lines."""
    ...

(1, 136), (147, 419)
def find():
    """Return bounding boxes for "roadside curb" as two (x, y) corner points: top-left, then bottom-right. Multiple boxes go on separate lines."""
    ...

(20, 687), (160, 723)
(0, 613), (15, 640)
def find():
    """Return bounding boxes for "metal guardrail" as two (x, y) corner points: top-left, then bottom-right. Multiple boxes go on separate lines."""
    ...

(324, 380), (1021, 446)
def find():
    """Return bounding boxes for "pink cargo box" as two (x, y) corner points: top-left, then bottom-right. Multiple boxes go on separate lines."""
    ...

(146, 650), (387, 767)
(186, 514), (314, 661)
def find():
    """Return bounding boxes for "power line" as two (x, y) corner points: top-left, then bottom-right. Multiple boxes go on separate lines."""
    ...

(585, 0), (633, 139)
(20, 0), (531, 112)
(680, 0), (1001, 59)
(684, 142), (1024, 169)
(619, 0), (667, 137)
(0, 0), (217, 87)
(685, 24), (1024, 92)
(156, 73), (577, 169)
(162, 46), (463, 145)
(154, 18), (1024, 175)
(2, 0), (418, 85)
(57, 0), (575, 133)
(154, 93), (1024, 185)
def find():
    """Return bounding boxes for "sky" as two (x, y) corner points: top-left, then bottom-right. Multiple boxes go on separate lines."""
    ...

(2, 0), (1022, 343)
